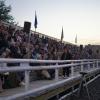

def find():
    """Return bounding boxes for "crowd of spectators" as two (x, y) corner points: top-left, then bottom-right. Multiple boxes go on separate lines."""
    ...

(0, 21), (99, 91)
(0, 21), (96, 60)
(0, 22), (63, 59)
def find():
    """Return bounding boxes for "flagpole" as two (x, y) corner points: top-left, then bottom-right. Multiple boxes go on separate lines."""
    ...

(34, 11), (38, 34)
(75, 34), (77, 45)
(61, 26), (64, 43)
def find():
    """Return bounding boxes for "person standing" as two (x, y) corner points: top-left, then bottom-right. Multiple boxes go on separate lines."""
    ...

(61, 46), (72, 77)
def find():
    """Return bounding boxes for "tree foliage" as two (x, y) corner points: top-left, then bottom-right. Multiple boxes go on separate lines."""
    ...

(0, 0), (13, 22)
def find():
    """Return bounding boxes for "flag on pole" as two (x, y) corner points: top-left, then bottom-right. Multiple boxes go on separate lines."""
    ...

(61, 27), (64, 42)
(34, 11), (38, 30)
(75, 34), (77, 43)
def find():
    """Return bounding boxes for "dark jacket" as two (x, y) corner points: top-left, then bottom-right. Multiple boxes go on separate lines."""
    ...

(61, 52), (72, 60)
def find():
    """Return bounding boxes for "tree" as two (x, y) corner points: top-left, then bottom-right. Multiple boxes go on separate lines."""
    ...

(0, 0), (13, 22)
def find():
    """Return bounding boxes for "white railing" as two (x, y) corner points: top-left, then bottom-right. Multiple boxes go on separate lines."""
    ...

(0, 59), (99, 90)
(0, 59), (100, 99)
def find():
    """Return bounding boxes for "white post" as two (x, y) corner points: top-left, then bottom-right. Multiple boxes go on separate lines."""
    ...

(25, 70), (30, 90)
(81, 61), (84, 72)
(55, 63), (59, 80)
(71, 62), (74, 76)
(20, 62), (30, 90)
(1, 62), (7, 68)
(88, 61), (90, 70)
(4, 62), (7, 67)
(93, 60), (95, 69)
(20, 62), (29, 67)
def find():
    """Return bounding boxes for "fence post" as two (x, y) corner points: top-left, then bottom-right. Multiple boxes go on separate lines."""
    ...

(88, 61), (90, 70)
(20, 62), (30, 90)
(81, 61), (84, 72)
(71, 62), (74, 76)
(93, 60), (95, 69)
(3, 63), (7, 67)
(0, 62), (7, 68)
(55, 63), (59, 80)
(25, 70), (30, 90)
(20, 62), (29, 67)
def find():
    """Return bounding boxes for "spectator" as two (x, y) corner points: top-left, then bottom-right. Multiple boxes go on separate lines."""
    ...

(61, 46), (72, 77)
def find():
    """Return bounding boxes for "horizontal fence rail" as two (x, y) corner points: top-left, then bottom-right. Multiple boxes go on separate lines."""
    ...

(0, 58), (99, 63)
(0, 58), (100, 100)
(0, 62), (94, 72)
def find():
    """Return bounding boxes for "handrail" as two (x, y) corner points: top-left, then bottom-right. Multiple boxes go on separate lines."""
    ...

(0, 58), (99, 63)
(0, 62), (93, 73)
(0, 59), (100, 100)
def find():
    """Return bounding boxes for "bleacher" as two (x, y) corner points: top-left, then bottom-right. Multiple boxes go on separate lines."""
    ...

(0, 21), (100, 100)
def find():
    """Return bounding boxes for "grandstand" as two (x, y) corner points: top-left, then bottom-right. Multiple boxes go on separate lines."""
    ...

(0, 21), (100, 100)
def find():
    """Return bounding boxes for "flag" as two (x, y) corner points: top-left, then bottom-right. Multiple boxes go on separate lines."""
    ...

(34, 11), (38, 29)
(75, 34), (77, 43)
(61, 27), (64, 42)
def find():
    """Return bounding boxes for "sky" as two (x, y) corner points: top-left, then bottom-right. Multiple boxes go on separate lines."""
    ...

(6, 0), (100, 45)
